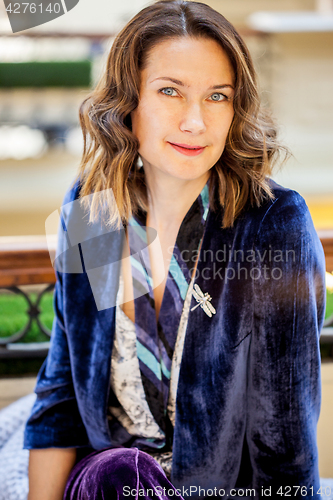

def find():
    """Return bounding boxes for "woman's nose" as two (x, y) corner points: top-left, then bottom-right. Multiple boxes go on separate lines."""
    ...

(179, 103), (206, 134)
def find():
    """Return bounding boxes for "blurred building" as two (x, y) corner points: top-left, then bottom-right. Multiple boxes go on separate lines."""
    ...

(0, 0), (332, 235)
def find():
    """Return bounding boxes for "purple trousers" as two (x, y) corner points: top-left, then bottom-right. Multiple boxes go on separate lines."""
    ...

(63, 447), (184, 500)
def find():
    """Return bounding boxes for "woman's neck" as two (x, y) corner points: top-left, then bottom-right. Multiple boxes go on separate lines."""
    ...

(143, 165), (210, 232)
(139, 164), (210, 320)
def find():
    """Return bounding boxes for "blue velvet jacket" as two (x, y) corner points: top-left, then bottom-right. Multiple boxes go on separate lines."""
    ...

(24, 179), (326, 497)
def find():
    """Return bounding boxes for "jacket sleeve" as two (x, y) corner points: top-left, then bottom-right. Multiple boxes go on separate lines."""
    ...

(248, 190), (326, 497)
(23, 184), (90, 449)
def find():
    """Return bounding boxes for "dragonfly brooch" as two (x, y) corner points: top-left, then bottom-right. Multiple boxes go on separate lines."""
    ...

(191, 284), (216, 318)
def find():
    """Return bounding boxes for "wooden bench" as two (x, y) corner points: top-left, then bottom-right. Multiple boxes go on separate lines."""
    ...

(0, 231), (332, 357)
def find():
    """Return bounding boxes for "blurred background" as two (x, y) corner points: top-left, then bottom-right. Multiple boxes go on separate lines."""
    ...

(0, 0), (332, 234)
(0, 0), (332, 481)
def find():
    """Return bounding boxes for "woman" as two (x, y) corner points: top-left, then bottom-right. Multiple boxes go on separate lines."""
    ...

(24, 0), (326, 499)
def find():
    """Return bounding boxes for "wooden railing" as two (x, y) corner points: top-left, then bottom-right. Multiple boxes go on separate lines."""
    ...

(0, 236), (56, 358)
(0, 231), (332, 358)
(0, 236), (56, 288)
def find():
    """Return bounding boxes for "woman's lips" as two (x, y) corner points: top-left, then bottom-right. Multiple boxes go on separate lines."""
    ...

(168, 142), (206, 156)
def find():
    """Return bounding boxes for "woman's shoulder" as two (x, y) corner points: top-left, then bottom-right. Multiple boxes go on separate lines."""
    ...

(253, 178), (325, 271)
(265, 177), (309, 214)
(256, 178), (316, 237)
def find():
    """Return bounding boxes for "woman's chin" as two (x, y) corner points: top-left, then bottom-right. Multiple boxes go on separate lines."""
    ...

(144, 162), (212, 183)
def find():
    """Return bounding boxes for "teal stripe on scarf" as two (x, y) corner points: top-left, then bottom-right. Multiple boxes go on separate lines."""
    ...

(201, 184), (210, 221)
(136, 340), (162, 381)
(168, 255), (189, 301)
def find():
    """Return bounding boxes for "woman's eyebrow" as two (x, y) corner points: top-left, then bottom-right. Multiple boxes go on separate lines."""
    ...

(150, 76), (234, 90)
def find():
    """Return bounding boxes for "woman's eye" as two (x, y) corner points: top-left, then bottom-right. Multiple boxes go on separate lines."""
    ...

(159, 87), (178, 97)
(158, 88), (228, 101)
(209, 92), (227, 102)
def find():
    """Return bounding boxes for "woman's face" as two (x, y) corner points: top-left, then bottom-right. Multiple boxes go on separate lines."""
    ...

(131, 36), (235, 183)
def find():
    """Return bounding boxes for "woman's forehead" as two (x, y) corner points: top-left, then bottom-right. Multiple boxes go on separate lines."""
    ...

(141, 36), (235, 87)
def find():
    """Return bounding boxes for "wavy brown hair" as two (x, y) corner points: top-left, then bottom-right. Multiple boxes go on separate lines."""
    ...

(78, 0), (288, 228)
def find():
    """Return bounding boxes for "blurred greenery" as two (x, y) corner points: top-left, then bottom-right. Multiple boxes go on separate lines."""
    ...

(0, 61), (91, 87)
(0, 291), (53, 342)
(0, 291), (53, 376)
(326, 289), (333, 320)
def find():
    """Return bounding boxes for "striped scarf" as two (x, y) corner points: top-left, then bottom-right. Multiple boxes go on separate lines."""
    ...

(127, 181), (210, 450)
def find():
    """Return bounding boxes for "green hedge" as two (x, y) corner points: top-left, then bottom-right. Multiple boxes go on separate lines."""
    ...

(0, 292), (53, 342)
(326, 289), (333, 319)
(0, 60), (92, 88)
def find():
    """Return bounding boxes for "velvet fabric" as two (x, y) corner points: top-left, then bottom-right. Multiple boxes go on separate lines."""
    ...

(24, 178), (326, 498)
(64, 447), (181, 500)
